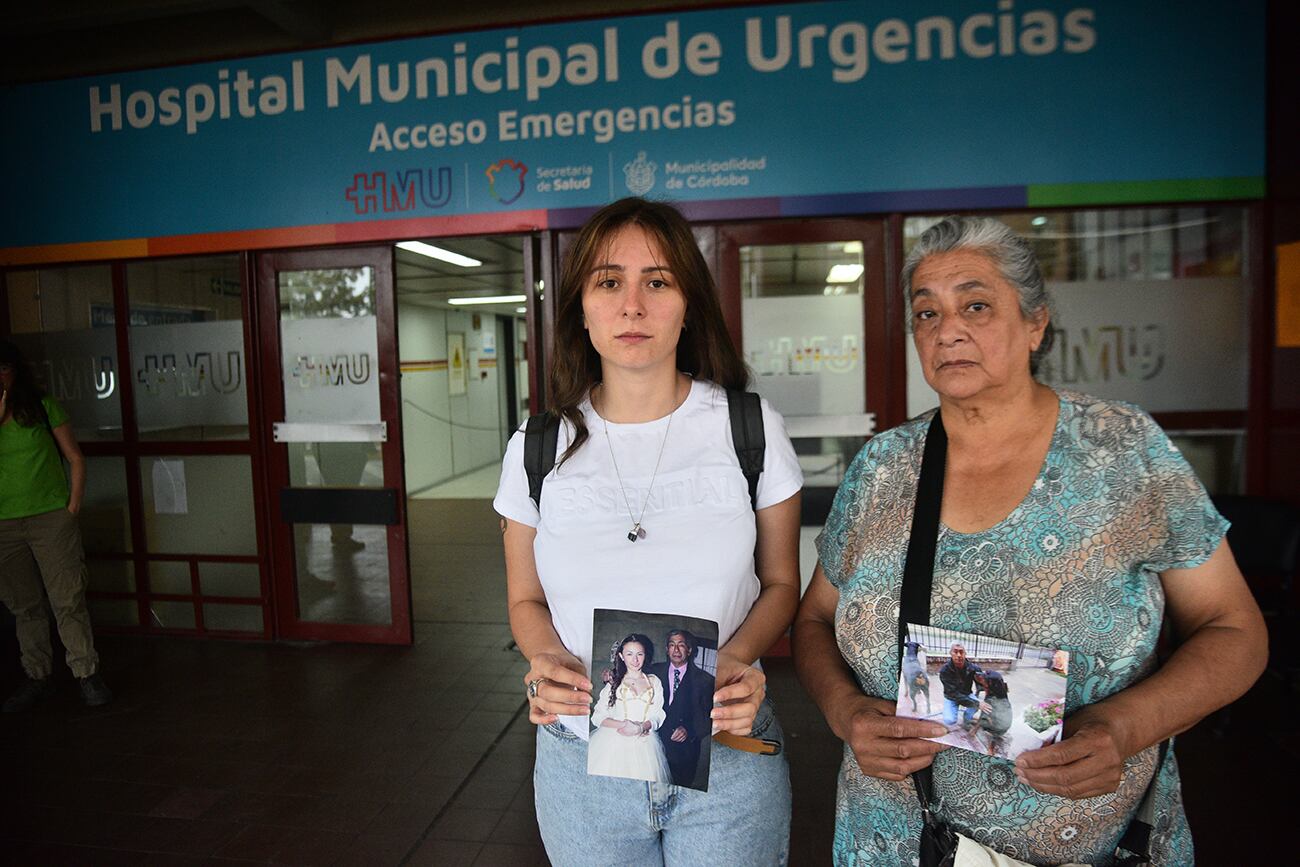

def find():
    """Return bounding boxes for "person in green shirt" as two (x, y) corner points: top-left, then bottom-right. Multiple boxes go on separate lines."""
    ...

(0, 338), (111, 711)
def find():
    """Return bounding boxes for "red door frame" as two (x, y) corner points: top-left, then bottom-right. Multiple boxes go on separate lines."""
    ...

(523, 232), (551, 414)
(716, 219), (900, 431)
(255, 245), (413, 645)
(2, 255), (275, 639)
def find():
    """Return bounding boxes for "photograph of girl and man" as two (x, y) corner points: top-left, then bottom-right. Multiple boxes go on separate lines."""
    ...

(588, 609), (718, 792)
(896, 623), (1068, 761)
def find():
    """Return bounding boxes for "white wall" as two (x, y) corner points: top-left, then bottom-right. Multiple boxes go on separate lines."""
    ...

(398, 304), (506, 493)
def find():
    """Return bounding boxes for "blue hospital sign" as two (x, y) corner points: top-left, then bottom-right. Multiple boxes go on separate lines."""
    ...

(0, 1), (1265, 258)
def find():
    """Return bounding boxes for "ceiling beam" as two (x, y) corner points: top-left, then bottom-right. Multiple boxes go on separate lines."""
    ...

(248, 0), (331, 43)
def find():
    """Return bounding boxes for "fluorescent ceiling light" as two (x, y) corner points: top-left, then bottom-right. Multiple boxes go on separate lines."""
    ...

(841, 241), (863, 254)
(1031, 216), (1048, 227)
(447, 294), (527, 305)
(826, 264), (864, 283)
(515, 307), (526, 314)
(396, 240), (482, 267)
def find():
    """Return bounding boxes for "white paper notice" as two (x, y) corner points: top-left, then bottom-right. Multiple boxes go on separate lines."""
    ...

(152, 458), (188, 515)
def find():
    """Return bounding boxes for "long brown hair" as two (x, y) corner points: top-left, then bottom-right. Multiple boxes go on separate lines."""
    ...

(0, 338), (51, 429)
(548, 198), (749, 466)
(608, 634), (656, 708)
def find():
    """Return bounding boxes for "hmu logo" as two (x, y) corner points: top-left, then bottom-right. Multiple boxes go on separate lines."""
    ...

(344, 167), (453, 215)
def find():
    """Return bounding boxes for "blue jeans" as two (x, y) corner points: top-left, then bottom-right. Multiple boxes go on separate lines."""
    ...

(533, 699), (790, 866)
(942, 696), (977, 727)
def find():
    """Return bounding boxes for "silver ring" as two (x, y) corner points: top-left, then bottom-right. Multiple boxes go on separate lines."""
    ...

(527, 677), (545, 700)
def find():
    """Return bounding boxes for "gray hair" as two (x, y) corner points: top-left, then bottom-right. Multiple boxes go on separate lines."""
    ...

(901, 216), (1055, 375)
(666, 629), (696, 654)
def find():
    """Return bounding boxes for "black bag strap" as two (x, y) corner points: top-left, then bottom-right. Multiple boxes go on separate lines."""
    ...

(726, 388), (765, 511)
(898, 410), (1168, 865)
(898, 413), (948, 652)
(898, 413), (948, 829)
(523, 412), (560, 509)
(1113, 739), (1171, 865)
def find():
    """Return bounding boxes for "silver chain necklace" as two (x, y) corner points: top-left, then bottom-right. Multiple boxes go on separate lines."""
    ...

(600, 393), (675, 543)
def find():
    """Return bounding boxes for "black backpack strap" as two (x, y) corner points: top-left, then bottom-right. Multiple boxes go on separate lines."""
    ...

(726, 389), (765, 511)
(523, 412), (560, 509)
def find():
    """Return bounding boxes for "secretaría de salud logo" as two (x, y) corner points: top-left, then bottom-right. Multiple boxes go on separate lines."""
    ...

(485, 159), (528, 204)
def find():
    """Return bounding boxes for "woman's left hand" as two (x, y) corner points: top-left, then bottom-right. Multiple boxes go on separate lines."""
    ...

(1014, 707), (1127, 799)
(711, 650), (766, 736)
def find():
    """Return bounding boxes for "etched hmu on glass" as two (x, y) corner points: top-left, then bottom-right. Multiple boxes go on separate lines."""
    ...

(34, 356), (117, 401)
(136, 351), (243, 396)
(747, 334), (860, 376)
(1039, 324), (1165, 384)
(290, 353), (373, 387)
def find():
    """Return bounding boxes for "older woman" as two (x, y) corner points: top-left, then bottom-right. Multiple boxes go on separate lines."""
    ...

(793, 216), (1266, 865)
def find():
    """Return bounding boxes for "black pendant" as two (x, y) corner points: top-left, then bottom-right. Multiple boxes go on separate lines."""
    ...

(627, 531), (638, 542)
(627, 524), (647, 543)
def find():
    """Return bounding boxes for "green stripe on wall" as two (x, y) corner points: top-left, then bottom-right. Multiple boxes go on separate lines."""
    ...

(1027, 177), (1265, 207)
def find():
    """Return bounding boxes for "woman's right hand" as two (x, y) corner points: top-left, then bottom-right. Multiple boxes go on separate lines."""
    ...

(523, 650), (593, 725)
(835, 694), (950, 782)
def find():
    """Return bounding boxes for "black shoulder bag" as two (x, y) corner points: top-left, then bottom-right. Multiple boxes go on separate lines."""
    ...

(900, 413), (1167, 867)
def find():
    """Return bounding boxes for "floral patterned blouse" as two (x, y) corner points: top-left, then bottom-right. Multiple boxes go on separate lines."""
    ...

(816, 390), (1226, 867)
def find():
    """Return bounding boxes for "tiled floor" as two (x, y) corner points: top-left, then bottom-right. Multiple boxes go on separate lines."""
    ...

(1, 621), (535, 865)
(3, 626), (1299, 864)
(409, 465), (502, 500)
(408, 498), (508, 626)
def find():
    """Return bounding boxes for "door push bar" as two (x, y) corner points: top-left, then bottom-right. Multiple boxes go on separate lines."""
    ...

(273, 422), (388, 443)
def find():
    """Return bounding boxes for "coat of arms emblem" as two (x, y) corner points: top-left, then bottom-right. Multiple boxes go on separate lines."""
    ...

(623, 151), (657, 195)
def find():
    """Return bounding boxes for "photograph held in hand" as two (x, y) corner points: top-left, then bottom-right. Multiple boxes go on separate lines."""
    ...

(896, 623), (1066, 762)
(588, 608), (718, 791)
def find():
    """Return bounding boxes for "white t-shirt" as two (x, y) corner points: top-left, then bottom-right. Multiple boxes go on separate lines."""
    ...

(494, 378), (803, 734)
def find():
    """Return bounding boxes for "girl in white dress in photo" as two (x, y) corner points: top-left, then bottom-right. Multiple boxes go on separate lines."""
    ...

(588, 634), (671, 783)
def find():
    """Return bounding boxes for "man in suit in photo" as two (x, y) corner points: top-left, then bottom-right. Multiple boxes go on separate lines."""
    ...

(649, 629), (715, 789)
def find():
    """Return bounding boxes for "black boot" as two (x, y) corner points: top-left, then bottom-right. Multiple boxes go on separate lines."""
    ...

(79, 673), (113, 707)
(3, 677), (55, 712)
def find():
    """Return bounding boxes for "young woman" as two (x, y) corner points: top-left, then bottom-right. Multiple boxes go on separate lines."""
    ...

(494, 198), (803, 864)
(587, 634), (671, 783)
(0, 338), (112, 711)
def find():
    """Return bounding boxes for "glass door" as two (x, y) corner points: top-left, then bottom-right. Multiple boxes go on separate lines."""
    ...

(717, 220), (895, 594)
(393, 234), (537, 625)
(257, 247), (411, 644)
